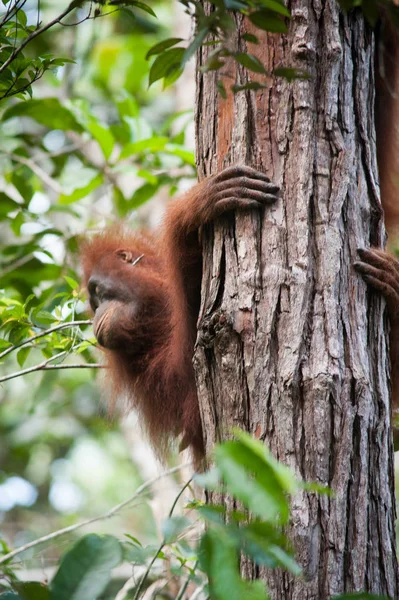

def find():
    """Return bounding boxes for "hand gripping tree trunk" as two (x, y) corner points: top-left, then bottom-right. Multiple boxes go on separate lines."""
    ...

(194, 4), (399, 598)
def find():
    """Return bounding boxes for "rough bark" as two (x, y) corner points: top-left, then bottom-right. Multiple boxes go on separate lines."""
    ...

(194, 3), (399, 598)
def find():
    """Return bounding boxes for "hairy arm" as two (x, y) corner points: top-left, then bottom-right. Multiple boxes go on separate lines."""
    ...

(160, 165), (280, 355)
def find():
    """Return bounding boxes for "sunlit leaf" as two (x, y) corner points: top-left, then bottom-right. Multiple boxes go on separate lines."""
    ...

(59, 174), (103, 204)
(85, 121), (115, 161)
(0, 193), (20, 217)
(3, 99), (83, 132)
(17, 347), (31, 367)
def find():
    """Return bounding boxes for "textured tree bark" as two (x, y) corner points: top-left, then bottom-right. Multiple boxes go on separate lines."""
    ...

(194, 3), (399, 598)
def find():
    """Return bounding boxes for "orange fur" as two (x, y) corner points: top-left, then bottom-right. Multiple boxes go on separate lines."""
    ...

(80, 167), (280, 463)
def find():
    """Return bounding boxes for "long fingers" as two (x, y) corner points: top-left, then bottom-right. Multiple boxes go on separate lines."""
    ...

(214, 165), (272, 184)
(355, 248), (399, 317)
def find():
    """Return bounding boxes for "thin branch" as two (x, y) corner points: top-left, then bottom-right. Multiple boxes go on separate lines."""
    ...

(114, 576), (137, 600)
(0, 253), (34, 277)
(0, 0), (28, 28)
(133, 478), (194, 600)
(0, 0), (83, 77)
(176, 561), (198, 600)
(0, 349), (67, 383)
(8, 152), (63, 193)
(0, 348), (101, 383)
(38, 362), (103, 371)
(0, 320), (92, 360)
(36, 0), (41, 29)
(188, 584), (208, 600)
(142, 579), (172, 600)
(0, 360), (104, 383)
(0, 464), (191, 566)
(58, 3), (92, 27)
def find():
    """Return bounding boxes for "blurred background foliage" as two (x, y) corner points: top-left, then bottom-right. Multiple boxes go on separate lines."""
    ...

(0, 0), (196, 583)
(1, 0), (399, 598)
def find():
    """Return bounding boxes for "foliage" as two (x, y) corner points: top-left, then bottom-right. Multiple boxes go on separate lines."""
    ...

(0, 433), (388, 600)
(0, 0), (304, 104)
(0, 0), (195, 580)
(0, 89), (194, 385)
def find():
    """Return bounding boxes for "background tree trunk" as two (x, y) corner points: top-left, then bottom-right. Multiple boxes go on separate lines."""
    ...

(194, 3), (399, 598)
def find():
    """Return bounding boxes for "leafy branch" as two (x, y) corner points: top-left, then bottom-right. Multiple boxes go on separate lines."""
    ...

(0, 0), (158, 100)
(0, 347), (103, 384)
(0, 319), (92, 360)
(145, 0), (298, 94)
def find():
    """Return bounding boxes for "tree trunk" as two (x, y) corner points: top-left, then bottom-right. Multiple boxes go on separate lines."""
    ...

(194, 4), (399, 598)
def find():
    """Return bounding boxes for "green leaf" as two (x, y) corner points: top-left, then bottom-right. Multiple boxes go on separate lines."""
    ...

(127, 0), (157, 16)
(182, 28), (209, 65)
(162, 65), (183, 89)
(161, 516), (190, 543)
(258, 0), (290, 17)
(59, 173), (103, 204)
(124, 534), (142, 546)
(31, 310), (57, 325)
(232, 82), (267, 93)
(16, 10), (27, 27)
(0, 594), (23, 600)
(149, 48), (185, 86)
(119, 136), (169, 159)
(115, 91), (139, 119)
(128, 182), (159, 208)
(163, 145), (195, 165)
(249, 10), (288, 33)
(146, 38), (183, 60)
(10, 211), (24, 236)
(214, 433), (298, 524)
(86, 121), (115, 161)
(196, 504), (226, 525)
(233, 430), (298, 493)
(49, 58), (76, 67)
(17, 347), (31, 367)
(3, 99), (83, 132)
(50, 534), (122, 600)
(64, 276), (79, 290)
(224, 0), (248, 8)
(273, 67), (310, 81)
(14, 582), (50, 600)
(242, 33), (259, 43)
(0, 193), (20, 217)
(123, 542), (160, 564)
(109, 0), (157, 16)
(199, 529), (267, 600)
(234, 52), (267, 74)
(235, 522), (301, 574)
(0, 339), (13, 350)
